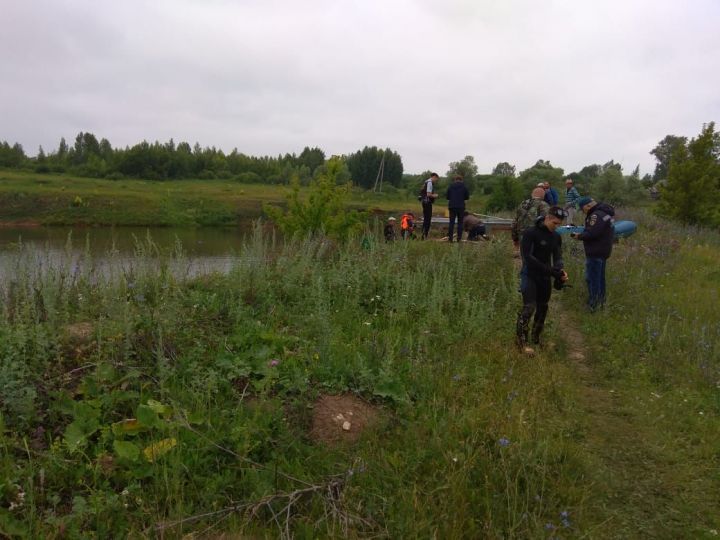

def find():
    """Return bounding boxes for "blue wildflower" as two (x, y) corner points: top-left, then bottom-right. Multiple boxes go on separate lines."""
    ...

(498, 438), (510, 447)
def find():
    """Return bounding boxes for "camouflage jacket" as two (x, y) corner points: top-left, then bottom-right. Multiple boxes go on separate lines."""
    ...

(511, 198), (550, 242)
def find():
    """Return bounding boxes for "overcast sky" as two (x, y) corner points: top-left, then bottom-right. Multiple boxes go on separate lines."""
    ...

(2, 0), (719, 175)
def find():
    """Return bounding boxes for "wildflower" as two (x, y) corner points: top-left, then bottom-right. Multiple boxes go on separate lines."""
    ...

(560, 510), (571, 527)
(545, 523), (555, 530)
(364, 321), (371, 326)
(507, 391), (519, 402)
(134, 294), (145, 303)
(498, 437), (510, 447)
(452, 374), (461, 381)
(269, 359), (280, 367)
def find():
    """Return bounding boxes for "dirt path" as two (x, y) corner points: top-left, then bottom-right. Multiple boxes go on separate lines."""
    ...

(554, 306), (696, 538)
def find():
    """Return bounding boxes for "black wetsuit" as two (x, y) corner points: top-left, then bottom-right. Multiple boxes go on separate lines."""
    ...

(516, 219), (564, 346)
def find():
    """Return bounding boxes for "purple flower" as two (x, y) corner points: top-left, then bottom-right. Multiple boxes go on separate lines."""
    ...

(269, 359), (280, 367)
(498, 437), (510, 447)
(558, 510), (571, 527)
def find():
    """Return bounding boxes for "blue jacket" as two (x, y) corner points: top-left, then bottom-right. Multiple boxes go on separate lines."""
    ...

(544, 187), (559, 206)
(446, 182), (470, 209)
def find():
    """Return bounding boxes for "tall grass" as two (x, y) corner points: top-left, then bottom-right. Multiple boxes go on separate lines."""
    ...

(1, 213), (719, 537)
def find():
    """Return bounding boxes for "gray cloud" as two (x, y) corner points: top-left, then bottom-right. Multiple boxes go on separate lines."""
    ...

(2, 0), (718, 175)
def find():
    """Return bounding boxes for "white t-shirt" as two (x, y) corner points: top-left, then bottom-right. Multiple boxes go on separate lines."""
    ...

(425, 178), (434, 194)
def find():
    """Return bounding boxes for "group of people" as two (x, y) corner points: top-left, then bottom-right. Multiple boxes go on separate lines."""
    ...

(385, 172), (487, 243)
(383, 212), (418, 241)
(385, 173), (616, 355)
(513, 182), (615, 355)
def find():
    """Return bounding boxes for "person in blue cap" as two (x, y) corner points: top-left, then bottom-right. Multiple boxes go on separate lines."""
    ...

(571, 196), (615, 311)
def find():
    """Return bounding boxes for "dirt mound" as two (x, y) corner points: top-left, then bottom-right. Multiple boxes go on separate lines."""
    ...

(63, 322), (94, 343)
(310, 394), (379, 445)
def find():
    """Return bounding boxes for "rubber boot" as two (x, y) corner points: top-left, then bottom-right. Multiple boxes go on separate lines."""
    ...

(516, 312), (535, 356)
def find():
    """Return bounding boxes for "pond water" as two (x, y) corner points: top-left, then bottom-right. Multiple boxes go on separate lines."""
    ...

(0, 224), (257, 280)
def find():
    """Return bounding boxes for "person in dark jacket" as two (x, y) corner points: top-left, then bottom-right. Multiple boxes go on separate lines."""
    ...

(571, 196), (615, 311)
(543, 181), (559, 206)
(446, 175), (470, 242)
(516, 206), (568, 353)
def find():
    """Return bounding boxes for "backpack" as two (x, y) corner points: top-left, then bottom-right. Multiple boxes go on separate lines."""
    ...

(418, 181), (428, 202)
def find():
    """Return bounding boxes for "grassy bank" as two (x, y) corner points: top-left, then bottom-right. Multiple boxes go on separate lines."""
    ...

(1, 212), (718, 538)
(0, 170), (423, 227)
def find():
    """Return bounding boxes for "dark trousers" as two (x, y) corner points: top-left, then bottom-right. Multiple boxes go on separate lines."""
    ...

(516, 270), (552, 345)
(448, 207), (464, 242)
(467, 224), (486, 240)
(585, 257), (607, 310)
(422, 202), (433, 238)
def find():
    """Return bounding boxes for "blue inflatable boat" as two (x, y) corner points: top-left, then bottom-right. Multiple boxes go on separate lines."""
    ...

(557, 220), (637, 239)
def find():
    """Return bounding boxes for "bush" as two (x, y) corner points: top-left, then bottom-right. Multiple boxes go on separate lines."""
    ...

(234, 172), (262, 184)
(197, 170), (217, 180)
(264, 157), (365, 239)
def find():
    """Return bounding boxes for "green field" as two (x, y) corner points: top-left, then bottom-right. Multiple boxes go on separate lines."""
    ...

(0, 170), (427, 227)
(1, 208), (719, 538)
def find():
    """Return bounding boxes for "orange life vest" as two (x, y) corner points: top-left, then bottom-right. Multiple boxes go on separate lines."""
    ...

(401, 214), (414, 231)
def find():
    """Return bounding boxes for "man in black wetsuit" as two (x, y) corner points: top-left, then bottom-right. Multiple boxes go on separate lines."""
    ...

(516, 206), (569, 354)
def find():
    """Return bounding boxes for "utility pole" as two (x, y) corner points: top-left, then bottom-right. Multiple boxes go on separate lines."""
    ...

(373, 153), (385, 193)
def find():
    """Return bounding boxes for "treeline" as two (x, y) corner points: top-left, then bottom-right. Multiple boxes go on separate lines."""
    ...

(3, 123), (718, 227)
(0, 133), (403, 188)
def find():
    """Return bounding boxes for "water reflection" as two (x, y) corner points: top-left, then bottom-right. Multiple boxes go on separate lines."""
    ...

(0, 225), (254, 279)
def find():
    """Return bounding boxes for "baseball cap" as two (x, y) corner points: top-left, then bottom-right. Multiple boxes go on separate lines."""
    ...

(548, 206), (567, 220)
(576, 196), (593, 209)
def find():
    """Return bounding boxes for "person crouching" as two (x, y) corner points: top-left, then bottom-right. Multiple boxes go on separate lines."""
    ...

(462, 211), (488, 240)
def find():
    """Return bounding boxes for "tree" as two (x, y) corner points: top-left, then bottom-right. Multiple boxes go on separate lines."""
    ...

(492, 162), (516, 177)
(658, 122), (720, 227)
(57, 137), (68, 160)
(0, 141), (26, 167)
(298, 146), (325, 174)
(650, 135), (687, 182)
(592, 166), (626, 205)
(517, 160), (564, 191)
(71, 132), (101, 165)
(264, 157), (365, 239)
(486, 176), (525, 211)
(346, 146), (403, 189)
(447, 155), (478, 181)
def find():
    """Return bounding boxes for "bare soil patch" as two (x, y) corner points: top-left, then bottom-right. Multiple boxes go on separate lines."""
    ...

(310, 394), (380, 445)
(63, 322), (95, 344)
